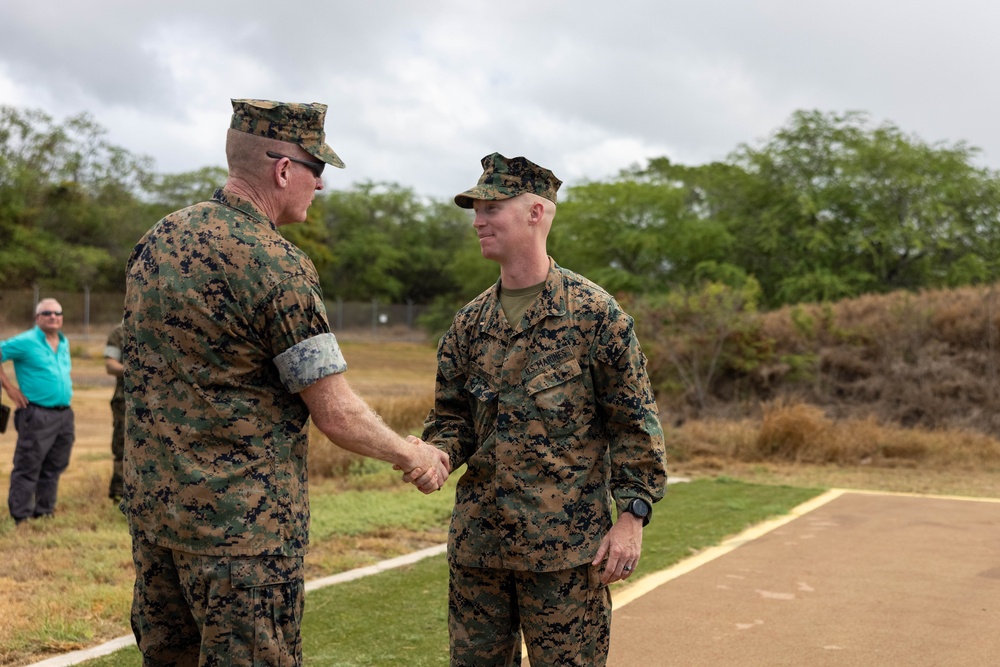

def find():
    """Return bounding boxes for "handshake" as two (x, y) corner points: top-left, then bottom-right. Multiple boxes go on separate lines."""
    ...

(395, 435), (451, 494)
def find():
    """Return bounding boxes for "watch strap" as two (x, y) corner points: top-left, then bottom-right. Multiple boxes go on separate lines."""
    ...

(623, 497), (651, 526)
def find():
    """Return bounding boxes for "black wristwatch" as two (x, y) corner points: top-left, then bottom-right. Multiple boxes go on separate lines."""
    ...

(622, 498), (652, 526)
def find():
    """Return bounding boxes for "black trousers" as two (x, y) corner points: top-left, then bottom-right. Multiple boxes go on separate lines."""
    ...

(8, 404), (75, 521)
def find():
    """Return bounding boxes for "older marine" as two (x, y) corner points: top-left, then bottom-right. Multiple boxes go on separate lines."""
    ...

(122, 98), (448, 666)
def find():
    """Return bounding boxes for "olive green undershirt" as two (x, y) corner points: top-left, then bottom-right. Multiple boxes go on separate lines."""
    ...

(500, 281), (546, 325)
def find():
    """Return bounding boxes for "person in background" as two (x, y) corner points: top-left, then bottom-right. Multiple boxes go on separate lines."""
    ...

(122, 98), (449, 666)
(420, 153), (668, 666)
(0, 298), (75, 526)
(103, 322), (124, 501)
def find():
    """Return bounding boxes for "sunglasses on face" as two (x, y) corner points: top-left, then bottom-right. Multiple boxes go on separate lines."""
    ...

(266, 151), (325, 178)
(38, 311), (63, 317)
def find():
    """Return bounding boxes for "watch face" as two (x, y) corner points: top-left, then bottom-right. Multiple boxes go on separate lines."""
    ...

(630, 499), (650, 517)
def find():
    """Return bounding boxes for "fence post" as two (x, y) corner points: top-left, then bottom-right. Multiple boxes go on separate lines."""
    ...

(84, 285), (91, 341)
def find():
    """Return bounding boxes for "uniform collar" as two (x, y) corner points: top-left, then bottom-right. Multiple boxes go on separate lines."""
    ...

(212, 188), (275, 229)
(481, 257), (568, 336)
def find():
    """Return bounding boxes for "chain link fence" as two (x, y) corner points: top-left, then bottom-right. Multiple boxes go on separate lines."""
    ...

(0, 289), (428, 341)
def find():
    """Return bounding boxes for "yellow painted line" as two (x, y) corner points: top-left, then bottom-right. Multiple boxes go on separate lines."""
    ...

(613, 488), (847, 609)
(613, 487), (1000, 610)
(827, 488), (1000, 503)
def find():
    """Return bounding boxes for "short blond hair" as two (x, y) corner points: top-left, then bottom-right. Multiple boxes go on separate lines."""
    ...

(523, 192), (557, 222)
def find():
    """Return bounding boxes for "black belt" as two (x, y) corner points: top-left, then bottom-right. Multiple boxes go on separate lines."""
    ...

(28, 403), (70, 411)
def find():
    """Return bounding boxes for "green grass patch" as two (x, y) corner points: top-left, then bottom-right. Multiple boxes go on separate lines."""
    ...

(303, 557), (450, 666)
(79, 478), (822, 667)
(310, 471), (458, 539)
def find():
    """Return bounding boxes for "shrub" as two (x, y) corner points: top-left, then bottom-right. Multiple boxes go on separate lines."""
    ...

(633, 279), (764, 412)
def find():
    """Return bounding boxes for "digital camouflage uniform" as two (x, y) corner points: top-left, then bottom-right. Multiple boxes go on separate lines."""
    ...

(424, 253), (667, 666)
(104, 324), (124, 499)
(123, 99), (347, 667)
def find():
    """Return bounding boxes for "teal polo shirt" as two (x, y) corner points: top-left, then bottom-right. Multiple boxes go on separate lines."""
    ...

(0, 326), (73, 407)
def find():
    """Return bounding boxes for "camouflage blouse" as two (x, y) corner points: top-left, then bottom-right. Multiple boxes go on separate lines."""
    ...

(122, 188), (346, 556)
(423, 259), (667, 571)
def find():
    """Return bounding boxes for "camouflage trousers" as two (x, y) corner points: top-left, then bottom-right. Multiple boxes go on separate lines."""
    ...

(448, 561), (611, 667)
(130, 531), (304, 667)
(108, 400), (124, 499)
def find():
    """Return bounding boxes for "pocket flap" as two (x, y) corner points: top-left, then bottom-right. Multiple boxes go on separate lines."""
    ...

(525, 357), (582, 395)
(230, 556), (301, 589)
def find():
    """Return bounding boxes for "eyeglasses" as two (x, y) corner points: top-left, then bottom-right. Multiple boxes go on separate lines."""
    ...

(38, 311), (63, 317)
(266, 151), (325, 178)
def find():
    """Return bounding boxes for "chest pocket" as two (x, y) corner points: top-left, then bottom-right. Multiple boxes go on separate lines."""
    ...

(524, 353), (589, 439)
(465, 370), (499, 443)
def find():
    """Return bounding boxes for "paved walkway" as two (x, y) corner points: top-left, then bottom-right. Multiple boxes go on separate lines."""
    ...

(605, 489), (1000, 666)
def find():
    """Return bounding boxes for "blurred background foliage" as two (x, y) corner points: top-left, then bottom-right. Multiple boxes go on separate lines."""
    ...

(4, 105), (998, 315)
(4, 105), (1000, 415)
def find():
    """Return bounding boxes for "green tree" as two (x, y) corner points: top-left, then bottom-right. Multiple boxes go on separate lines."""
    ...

(312, 182), (476, 305)
(147, 166), (228, 210)
(318, 183), (415, 301)
(722, 110), (1000, 306)
(392, 199), (477, 304)
(550, 170), (733, 295)
(0, 106), (154, 290)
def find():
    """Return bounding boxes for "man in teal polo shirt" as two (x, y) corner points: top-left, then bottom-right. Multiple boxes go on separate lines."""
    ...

(0, 298), (75, 525)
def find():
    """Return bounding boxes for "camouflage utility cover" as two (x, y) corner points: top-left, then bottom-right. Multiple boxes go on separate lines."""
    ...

(454, 152), (562, 209)
(230, 98), (346, 169)
(422, 259), (667, 571)
(122, 188), (346, 557)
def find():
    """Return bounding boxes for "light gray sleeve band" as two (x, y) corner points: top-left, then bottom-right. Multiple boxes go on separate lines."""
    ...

(274, 333), (348, 394)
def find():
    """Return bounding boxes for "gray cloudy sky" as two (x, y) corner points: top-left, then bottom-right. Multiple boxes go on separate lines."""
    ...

(1, 0), (997, 200)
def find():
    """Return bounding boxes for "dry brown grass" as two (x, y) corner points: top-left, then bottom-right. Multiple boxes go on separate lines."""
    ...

(668, 398), (1000, 499)
(671, 397), (1000, 470)
(652, 284), (1000, 435)
(307, 340), (436, 480)
(0, 370), (128, 665)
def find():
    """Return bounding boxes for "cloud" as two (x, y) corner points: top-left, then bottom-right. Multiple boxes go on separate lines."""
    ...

(2, 0), (998, 200)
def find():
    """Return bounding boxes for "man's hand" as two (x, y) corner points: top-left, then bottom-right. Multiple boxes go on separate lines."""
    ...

(105, 357), (124, 378)
(301, 373), (450, 493)
(5, 386), (27, 410)
(592, 512), (643, 584)
(398, 435), (451, 494)
(0, 364), (28, 409)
